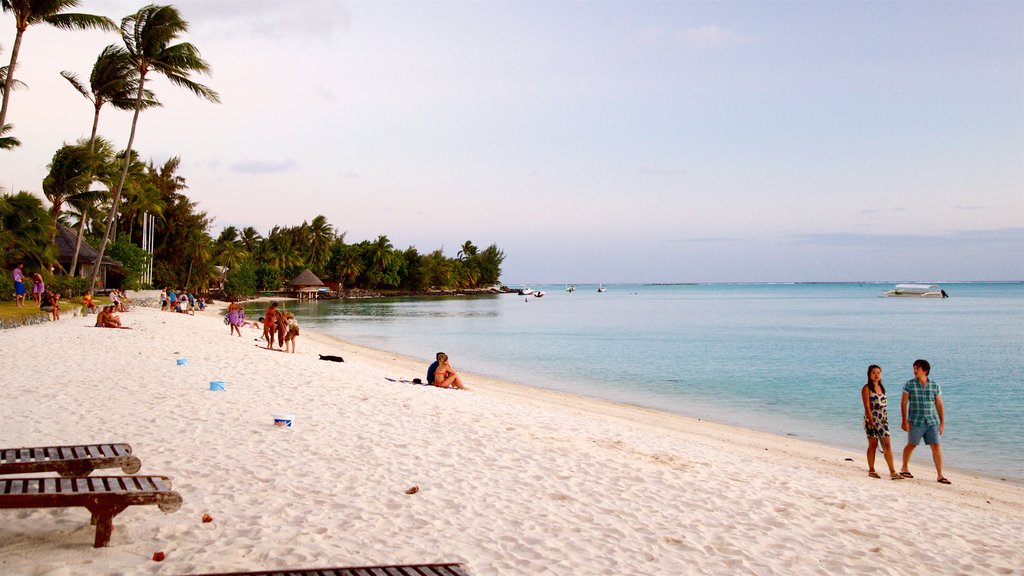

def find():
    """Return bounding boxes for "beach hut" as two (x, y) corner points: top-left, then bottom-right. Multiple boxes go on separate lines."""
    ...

(55, 224), (122, 283)
(289, 269), (326, 299)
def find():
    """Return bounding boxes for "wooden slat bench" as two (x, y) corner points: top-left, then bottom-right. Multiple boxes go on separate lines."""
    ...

(0, 443), (142, 476)
(0, 475), (182, 547)
(190, 563), (470, 576)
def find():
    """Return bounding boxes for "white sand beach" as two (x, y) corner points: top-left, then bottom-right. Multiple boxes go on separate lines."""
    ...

(0, 305), (1021, 575)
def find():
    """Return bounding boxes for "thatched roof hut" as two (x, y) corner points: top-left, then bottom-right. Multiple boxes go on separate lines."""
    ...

(55, 224), (121, 278)
(289, 269), (325, 299)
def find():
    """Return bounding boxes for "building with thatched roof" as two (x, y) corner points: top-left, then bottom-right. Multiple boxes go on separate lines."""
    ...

(289, 269), (326, 299)
(55, 224), (121, 283)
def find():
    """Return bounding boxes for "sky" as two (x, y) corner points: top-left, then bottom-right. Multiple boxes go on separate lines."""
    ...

(0, 0), (1021, 284)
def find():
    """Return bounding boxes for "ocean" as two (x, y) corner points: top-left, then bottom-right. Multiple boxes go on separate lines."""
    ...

(255, 282), (1024, 482)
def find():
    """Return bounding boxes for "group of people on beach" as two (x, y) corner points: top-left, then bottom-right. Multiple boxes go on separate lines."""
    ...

(257, 301), (299, 353)
(160, 288), (205, 315)
(11, 263), (48, 308)
(861, 359), (949, 484)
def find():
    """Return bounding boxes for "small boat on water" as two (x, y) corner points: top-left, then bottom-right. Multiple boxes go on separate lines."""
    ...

(566, 285), (576, 293)
(518, 287), (535, 296)
(882, 284), (948, 298)
(534, 290), (546, 298)
(597, 284), (607, 293)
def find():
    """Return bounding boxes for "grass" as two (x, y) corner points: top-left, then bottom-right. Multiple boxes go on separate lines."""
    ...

(0, 297), (112, 321)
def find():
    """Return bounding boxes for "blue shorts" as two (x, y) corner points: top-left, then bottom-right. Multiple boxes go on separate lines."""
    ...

(14, 281), (25, 295)
(908, 424), (940, 446)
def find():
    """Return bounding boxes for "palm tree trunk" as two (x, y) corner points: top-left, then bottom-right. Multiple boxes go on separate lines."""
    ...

(0, 26), (25, 137)
(89, 74), (147, 295)
(70, 106), (102, 276)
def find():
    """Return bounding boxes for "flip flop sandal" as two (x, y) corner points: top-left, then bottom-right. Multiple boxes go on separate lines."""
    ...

(937, 477), (952, 484)
(868, 472), (881, 479)
(890, 473), (904, 480)
(899, 471), (914, 478)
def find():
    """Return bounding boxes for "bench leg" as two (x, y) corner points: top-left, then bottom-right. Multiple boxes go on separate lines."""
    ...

(87, 504), (128, 547)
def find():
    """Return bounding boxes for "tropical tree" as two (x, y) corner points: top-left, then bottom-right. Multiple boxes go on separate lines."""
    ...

(239, 226), (262, 252)
(89, 4), (219, 294)
(42, 142), (93, 244)
(0, 123), (20, 150)
(0, 191), (56, 269)
(68, 136), (116, 275)
(336, 247), (364, 291)
(457, 240), (478, 261)
(62, 44), (159, 143)
(0, 0), (116, 137)
(305, 214), (334, 276)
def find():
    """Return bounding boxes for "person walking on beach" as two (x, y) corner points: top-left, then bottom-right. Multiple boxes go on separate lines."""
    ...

(899, 359), (950, 484)
(11, 263), (26, 307)
(432, 352), (467, 390)
(861, 365), (903, 480)
(228, 299), (243, 337)
(263, 302), (280, 350)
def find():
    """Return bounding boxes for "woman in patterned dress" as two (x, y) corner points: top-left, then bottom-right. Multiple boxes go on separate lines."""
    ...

(862, 365), (903, 480)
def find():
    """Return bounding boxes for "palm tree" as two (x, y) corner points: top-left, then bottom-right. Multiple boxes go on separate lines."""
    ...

(306, 214), (334, 275)
(457, 240), (478, 261)
(240, 226), (262, 252)
(371, 235), (394, 275)
(62, 44), (160, 148)
(0, 0), (116, 137)
(0, 123), (20, 150)
(337, 249), (364, 291)
(68, 136), (116, 275)
(89, 4), (219, 294)
(42, 142), (93, 244)
(0, 191), (56, 268)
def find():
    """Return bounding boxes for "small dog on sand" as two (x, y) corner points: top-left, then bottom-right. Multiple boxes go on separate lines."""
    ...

(319, 354), (345, 363)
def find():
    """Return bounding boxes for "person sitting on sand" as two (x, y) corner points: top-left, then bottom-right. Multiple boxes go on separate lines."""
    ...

(95, 305), (120, 328)
(282, 312), (300, 353)
(861, 365), (902, 480)
(47, 289), (60, 321)
(427, 352), (444, 384)
(432, 352), (467, 390)
(82, 293), (96, 316)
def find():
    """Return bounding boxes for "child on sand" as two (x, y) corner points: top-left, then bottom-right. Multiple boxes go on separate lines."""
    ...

(862, 365), (902, 480)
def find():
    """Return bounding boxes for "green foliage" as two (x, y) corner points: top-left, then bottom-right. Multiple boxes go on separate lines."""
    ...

(108, 237), (150, 290)
(224, 259), (257, 298)
(0, 273), (12, 301)
(254, 262), (282, 292)
(47, 275), (88, 298)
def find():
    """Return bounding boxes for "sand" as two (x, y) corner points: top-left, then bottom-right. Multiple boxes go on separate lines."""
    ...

(0, 304), (1021, 575)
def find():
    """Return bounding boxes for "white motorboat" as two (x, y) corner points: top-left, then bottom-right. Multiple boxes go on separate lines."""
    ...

(565, 285), (576, 293)
(882, 284), (947, 298)
(534, 290), (546, 298)
(597, 284), (607, 293)
(518, 287), (535, 296)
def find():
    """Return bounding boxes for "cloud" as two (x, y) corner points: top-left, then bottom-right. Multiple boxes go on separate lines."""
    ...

(793, 228), (1024, 248)
(186, 1), (352, 41)
(229, 159), (298, 174)
(677, 25), (741, 49)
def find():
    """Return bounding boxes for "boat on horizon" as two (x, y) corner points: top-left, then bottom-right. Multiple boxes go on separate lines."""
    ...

(882, 284), (948, 298)
(597, 284), (607, 293)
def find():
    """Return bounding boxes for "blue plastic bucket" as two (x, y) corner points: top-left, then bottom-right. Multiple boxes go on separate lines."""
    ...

(176, 358), (189, 366)
(209, 381), (225, 391)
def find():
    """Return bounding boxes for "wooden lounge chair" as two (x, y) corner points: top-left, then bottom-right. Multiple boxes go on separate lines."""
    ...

(190, 563), (470, 576)
(0, 443), (142, 477)
(0, 475), (182, 547)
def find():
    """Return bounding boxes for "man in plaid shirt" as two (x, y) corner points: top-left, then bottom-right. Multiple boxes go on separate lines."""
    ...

(899, 359), (950, 484)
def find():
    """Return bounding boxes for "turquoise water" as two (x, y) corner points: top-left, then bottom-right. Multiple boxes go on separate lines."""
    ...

(260, 283), (1024, 482)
